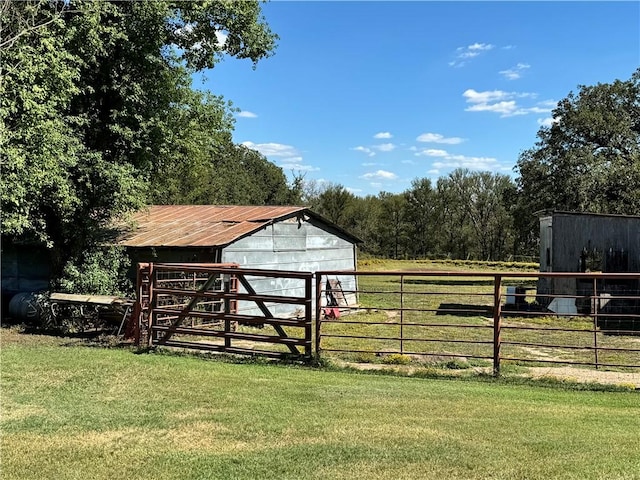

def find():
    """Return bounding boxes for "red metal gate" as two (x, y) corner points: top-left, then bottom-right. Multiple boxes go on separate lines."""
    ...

(134, 263), (313, 360)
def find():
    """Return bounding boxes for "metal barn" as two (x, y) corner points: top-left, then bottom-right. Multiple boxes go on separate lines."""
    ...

(118, 205), (360, 316)
(537, 211), (640, 306)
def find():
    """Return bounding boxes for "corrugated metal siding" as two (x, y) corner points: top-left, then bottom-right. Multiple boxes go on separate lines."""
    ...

(222, 219), (357, 316)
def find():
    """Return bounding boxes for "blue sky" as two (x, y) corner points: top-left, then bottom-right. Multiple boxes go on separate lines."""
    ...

(200, 1), (640, 197)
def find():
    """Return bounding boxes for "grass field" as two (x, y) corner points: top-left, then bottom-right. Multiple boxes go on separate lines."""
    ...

(2, 327), (639, 480)
(317, 259), (640, 371)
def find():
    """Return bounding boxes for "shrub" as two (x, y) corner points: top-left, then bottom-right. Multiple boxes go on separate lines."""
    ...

(382, 353), (412, 365)
(58, 246), (132, 296)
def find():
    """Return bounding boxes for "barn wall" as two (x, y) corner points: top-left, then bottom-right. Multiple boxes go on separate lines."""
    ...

(551, 214), (640, 272)
(1, 243), (52, 313)
(538, 213), (640, 303)
(125, 247), (221, 280)
(222, 217), (357, 316)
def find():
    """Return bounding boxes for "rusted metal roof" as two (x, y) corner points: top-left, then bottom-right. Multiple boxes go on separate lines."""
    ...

(118, 205), (310, 248)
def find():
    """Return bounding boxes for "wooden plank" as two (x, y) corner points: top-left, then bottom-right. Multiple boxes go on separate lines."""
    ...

(50, 292), (124, 305)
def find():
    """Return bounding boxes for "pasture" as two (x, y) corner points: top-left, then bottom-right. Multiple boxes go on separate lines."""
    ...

(1, 327), (639, 480)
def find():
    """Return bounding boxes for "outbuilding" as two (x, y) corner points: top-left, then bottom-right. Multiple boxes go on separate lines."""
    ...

(117, 205), (360, 315)
(537, 210), (640, 308)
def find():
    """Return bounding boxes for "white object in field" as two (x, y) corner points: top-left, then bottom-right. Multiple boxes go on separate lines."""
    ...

(547, 297), (577, 315)
(506, 287), (516, 304)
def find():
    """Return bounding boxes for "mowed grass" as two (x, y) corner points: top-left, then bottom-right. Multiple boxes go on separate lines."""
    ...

(2, 327), (639, 480)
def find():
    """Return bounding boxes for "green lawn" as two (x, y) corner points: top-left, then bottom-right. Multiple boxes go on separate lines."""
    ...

(2, 328), (639, 480)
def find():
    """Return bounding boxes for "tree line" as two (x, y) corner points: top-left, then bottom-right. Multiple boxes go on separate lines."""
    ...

(1, 1), (638, 292)
(302, 170), (521, 261)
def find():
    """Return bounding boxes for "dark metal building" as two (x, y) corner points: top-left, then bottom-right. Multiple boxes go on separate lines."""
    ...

(537, 211), (640, 305)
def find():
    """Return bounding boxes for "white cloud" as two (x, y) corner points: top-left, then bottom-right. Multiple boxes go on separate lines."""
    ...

(466, 100), (521, 115)
(416, 133), (465, 145)
(468, 42), (494, 51)
(538, 100), (558, 108)
(373, 132), (393, 139)
(237, 110), (257, 118)
(361, 170), (398, 180)
(537, 117), (559, 128)
(278, 156), (319, 172)
(353, 146), (376, 157)
(415, 148), (449, 157)
(215, 31), (228, 47)
(361, 162), (379, 167)
(463, 89), (553, 117)
(242, 141), (299, 157)
(374, 143), (396, 152)
(278, 160), (319, 172)
(346, 187), (363, 194)
(433, 154), (501, 171)
(463, 89), (510, 104)
(241, 141), (318, 172)
(527, 106), (554, 114)
(499, 63), (530, 80)
(414, 148), (506, 172)
(450, 42), (494, 67)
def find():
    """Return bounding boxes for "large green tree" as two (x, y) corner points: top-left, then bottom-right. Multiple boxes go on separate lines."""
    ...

(1, 0), (279, 281)
(515, 69), (640, 246)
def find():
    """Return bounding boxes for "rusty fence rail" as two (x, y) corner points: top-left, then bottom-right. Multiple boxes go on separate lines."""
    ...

(136, 263), (313, 360)
(315, 270), (640, 373)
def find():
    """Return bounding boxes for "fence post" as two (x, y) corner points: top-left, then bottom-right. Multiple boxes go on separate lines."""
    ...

(147, 263), (155, 348)
(134, 263), (144, 346)
(400, 274), (404, 354)
(305, 275), (313, 359)
(315, 272), (323, 357)
(592, 277), (599, 369)
(224, 273), (231, 351)
(493, 275), (502, 376)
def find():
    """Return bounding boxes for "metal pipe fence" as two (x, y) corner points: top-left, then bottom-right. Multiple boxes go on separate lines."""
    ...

(316, 270), (640, 374)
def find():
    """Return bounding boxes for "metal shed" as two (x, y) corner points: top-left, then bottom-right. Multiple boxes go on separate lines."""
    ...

(537, 211), (640, 305)
(118, 205), (361, 316)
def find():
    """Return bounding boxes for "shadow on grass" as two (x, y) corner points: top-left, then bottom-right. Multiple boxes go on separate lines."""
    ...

(435, 303), (493, 317)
